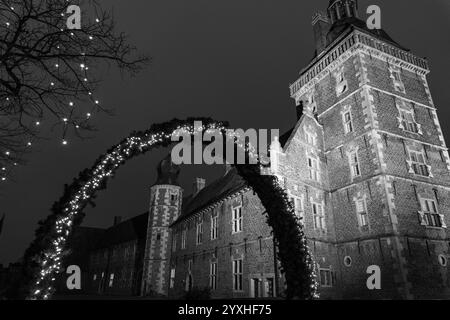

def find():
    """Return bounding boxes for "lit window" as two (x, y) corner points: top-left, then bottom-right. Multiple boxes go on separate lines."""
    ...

(419, 198), (445, 228)
(196, 217), (203, 245)
(343, 110), (353, 134)
(210, 261), (217, 290)
(93, 274), (97, 281)
(232, 205), (243, 234)
(407, 149), (430, 177)
(211, 213), (218, 240)
(181, 225), (187, 249)
(312, 202), (326, 230)
(355, 198), (368, 227)
(349, 150), (361, 178)
(232, 258), (243, 291)
(109, 273), (114, 287)
(308, 156), (320, 182)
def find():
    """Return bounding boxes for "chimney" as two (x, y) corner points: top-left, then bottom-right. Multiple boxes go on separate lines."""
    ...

(193, 178), (206, 196)
(113, 216), (122, 226)
(312, 11), (331, 56)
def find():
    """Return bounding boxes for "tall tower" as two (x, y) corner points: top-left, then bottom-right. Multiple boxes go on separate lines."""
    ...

(141, 156), (183, 296)
(288, 0), (450, 299)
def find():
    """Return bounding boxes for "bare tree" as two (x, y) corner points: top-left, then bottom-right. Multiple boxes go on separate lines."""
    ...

(0, 0), (148, 180)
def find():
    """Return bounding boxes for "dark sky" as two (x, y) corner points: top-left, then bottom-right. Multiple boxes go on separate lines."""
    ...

(1, 0), (449, 265)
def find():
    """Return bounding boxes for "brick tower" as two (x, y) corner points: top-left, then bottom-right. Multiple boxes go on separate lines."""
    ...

(141, 156), (183, 296)
(284, 0), (450, 299)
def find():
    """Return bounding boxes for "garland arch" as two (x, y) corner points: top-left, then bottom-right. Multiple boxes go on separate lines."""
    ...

(23, 118), (318, 300)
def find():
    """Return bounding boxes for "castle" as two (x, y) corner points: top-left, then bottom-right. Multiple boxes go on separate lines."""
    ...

(74, 0), (450, 299)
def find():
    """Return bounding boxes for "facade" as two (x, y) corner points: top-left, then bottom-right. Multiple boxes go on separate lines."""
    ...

(85, 215), (147, 296)
(74, 0), (450, 299)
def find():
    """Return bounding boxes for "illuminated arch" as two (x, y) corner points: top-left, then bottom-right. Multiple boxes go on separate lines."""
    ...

(23, 118), (318, 300)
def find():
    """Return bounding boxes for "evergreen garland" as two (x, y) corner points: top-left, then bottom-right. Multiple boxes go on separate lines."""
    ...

(20, 118), (317, 300)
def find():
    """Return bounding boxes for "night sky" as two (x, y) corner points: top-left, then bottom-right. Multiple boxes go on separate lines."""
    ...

(1, 0), (449, 265)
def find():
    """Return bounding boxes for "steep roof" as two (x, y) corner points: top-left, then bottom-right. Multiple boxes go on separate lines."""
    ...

(173, 168), (247, 225)
(94, 212), (149, 249)
(326, 17), (407, 52)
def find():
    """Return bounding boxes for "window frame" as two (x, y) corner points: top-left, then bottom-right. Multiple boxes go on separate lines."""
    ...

(342, 109), (354, 134)
(232, 258), (244, 292)
(355, 198), (369, 228)
(307, 155), (321, 182)
(209, 261), (218, 290)
(390, 67), (406, 93)
(181, 224), (187, 250)
(407, 148), (431, 177)
(418, 198), (446, 228)
(232, 205), (243, 234)
(348, 149), (361, 178)
(397, 101), (422, 135)
(312, 201), (326, 231)
(289, 194), (304, 220)
(210, 212), (219, 240)
(196, 216), (203, 245)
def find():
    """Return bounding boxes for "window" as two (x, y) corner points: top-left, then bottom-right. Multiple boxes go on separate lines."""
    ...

(232, 205), (243, 233)
(170, 192), (178, 206)
(186, 260), (193, 291)
(232, 258), (243, 291)
(211, 213), (218, 240)
(349, 150), (361, 178)
(312, 202), (326, 231)
(355, 198), (368, 227)
(419, 198), (445, 228)
(400, 109), (419, 133)
(209, 262), (217, 290)
(308, 156), (320, 182)
(397, 101), (421, 134)
(109, 273), (114, 287)
(196, 217), (203, 245)
(305, 130), (316, 146)
(319, 268), (333, 287)
(407, 149), (430, 177)
(343, 110), (353, 134)
(171, 233), (177, 252)
(170, 268), (176, 289)
(289, 195), (304, 219)
(335, 69), (348, 96)
(390, 68), (405, 93)
(93, 274), (97, 281)
(265, 278), (274, 297)
(181, 225), (187, 249)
